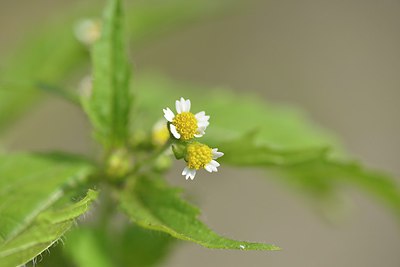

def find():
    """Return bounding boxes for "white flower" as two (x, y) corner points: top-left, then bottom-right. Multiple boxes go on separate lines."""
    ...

(182, 143), (224, 180)
(163, 97), (210, 141)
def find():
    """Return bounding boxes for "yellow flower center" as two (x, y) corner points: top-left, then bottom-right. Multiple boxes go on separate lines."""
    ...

(187, 143), (212, 170)
(172, 112), (198, 140)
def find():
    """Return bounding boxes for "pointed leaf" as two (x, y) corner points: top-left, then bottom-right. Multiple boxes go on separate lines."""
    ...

(82, 0), (131, 148)
(220, 135), (400, 220)
(120, 176), (279, 250)
(0, 153), (93, 245)
(0, 189), (98, 267)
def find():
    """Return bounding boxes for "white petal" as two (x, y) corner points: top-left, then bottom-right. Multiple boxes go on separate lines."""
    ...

(182, 167), (196, 180)
(197, 121), (209, 128)
(210, 160), (220, 167)
(194, 127), (206, 138)
(211, 165), (218, 172)
(195, 111), (210, 122)
(195, 111), (205, 117)
(163, 108), (175, 122)
(205, 164), (214, 173)
(169, 124), (181, 139)
(212, 149), (224, 159)
(189, 169), (196, 180)
(182, 98), (191, 112)
(182, 166), (190, 175)
(175, 100), (182, 114)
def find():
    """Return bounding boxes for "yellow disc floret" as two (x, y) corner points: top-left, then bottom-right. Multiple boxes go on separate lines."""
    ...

(186, 143), (212, 170)
(172, 112), (198, 140)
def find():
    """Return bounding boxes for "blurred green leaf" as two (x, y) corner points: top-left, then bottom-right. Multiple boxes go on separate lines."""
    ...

(64, 224), (173, 267)
(63, 227), (113, 267)
(220, 134), (400, 220)
(120, 176), (280, 250)
(280, 157), (400, 219)
(0, 21), (86, 133)
(82, 0), (131, 148)
(219, 131), (329, 166)
(0, 153), (93, 245)
(0, 0), (242, 134)
(0, 189), (98, 267)
(133, 73), (340, 151)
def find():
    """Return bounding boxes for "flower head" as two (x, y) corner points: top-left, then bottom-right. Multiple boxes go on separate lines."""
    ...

(182, 142), (224, 180)
(163, 98), (209, 140)
(152, 119), (170, 146)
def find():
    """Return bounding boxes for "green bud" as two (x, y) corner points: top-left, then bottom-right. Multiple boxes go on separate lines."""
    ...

(172, 143), (186, 159)
(106, 149), (132, 181)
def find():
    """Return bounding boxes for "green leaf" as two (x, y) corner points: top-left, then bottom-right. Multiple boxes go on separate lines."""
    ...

(63, 227), (113, 267)
(0, 153), (93, 245)
(219, 135), (400, 220)
(133, 73), (340, 151)
(0, 19), (86, 133)
(82, 0), (131, 148)
(0, 189), (98, 267)
(120, 176), (279, 250)
(280, 157), (400, 219)
(64, 224), (173, 267)
(218, 131), (329, 167)
(0, 0), (241, 134)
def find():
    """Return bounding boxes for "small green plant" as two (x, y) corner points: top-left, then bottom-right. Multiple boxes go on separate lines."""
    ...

(0, 0), (399, 266)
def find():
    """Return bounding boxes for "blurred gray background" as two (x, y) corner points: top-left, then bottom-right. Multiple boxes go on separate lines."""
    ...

(1, 0), (399, 266)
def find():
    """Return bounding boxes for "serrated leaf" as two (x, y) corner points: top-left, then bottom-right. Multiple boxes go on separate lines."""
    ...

(82, 0), (131, 148)
(120, 176), (279, 251)
(0, 153), (93, 245)
(0, 189), (98, 267)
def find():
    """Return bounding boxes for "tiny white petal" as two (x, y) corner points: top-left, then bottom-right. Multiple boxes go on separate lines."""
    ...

(175, 100), (182, 114)
(182, 166), (190, 176)
(195, 111), (205, 117)
(211, 160), (220, 168)
(182, 168), (196, 180)
(169, 124), (181, 139)
(205, 164), (214, 173)
(179, 97), (187, 113)
(212, 149), (224, 159)
(182, 98), (191, 112)
(195, 111), (210, 122)
(163, 108), (175, 122)
(197, 121), (209, 127)
(189, 169), (196, 180)
(194, 127), (206, 138)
